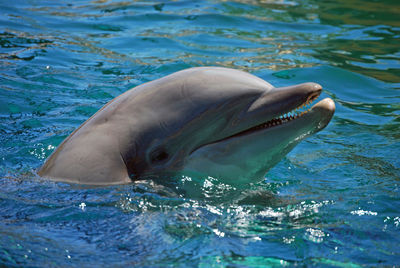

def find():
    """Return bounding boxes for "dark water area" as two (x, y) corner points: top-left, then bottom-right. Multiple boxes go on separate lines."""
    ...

(1, 0), (399, 266)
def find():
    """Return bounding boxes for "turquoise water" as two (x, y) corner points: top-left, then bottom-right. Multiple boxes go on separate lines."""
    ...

(1, 0), (400, 266)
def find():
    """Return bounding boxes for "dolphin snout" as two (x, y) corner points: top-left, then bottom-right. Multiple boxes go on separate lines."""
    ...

(246, 82), (322, 116)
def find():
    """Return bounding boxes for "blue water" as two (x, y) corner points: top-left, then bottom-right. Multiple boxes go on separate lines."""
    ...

(1, 0), (400, 266)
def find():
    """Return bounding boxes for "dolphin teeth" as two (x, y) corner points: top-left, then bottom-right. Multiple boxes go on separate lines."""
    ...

(241, 90), (320, 134)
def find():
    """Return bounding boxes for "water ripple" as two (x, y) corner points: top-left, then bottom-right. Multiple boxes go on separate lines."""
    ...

(1, 0), (399, 266)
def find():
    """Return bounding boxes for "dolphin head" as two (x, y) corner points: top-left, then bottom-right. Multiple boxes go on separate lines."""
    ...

(39, 67), (334, 185)
(124, 67), (335, 184)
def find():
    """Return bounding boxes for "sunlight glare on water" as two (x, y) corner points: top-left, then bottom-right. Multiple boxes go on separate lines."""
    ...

(0, 0), (400, 266)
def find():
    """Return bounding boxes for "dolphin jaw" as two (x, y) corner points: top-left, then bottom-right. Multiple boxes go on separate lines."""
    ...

(218, 88), (329, 142)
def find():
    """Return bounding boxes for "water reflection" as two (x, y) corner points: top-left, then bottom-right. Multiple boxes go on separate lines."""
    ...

(1, 0), (400, 266)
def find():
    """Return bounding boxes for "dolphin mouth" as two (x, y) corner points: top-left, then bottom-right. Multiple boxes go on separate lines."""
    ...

(188, 84), (335, 156)
(219, 90), (333, 141)
(235, 91), (320, 136)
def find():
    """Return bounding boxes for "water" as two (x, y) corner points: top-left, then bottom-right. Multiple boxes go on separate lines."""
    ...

(1, 0), (399, 266)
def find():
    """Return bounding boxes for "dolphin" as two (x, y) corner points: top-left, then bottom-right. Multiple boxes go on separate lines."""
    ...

(38, 67), (335, 185)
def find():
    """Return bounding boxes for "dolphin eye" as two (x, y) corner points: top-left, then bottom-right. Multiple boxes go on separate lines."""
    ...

(150, 149), (169, 164)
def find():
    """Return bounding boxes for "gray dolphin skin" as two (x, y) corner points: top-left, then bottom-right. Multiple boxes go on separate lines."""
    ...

(38, 67), (335, 185)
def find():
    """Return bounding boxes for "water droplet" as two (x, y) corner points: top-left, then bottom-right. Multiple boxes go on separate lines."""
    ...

(79, 202), (86, 211)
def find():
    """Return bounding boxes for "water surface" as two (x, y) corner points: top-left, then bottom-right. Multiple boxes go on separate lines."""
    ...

(1, 0), (399, 266)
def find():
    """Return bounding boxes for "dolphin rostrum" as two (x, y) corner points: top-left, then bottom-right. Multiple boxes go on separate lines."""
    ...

(38, 67), (335, 185)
